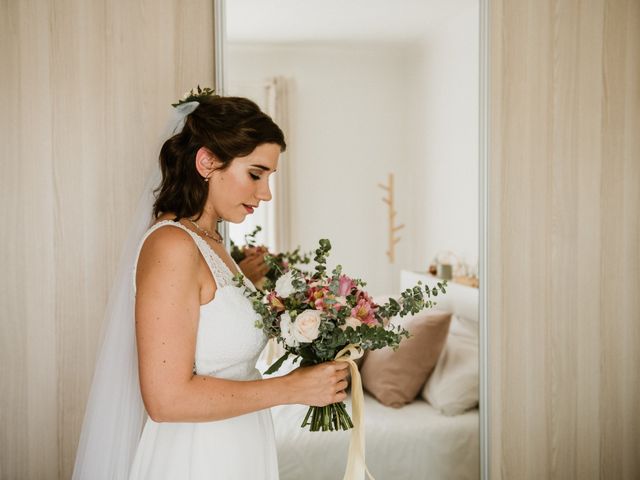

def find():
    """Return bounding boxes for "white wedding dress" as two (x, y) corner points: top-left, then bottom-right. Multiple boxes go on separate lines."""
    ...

(128, 220), (279, 480)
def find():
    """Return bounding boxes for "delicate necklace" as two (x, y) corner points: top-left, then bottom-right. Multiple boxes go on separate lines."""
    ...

(187, 218), (223, 244)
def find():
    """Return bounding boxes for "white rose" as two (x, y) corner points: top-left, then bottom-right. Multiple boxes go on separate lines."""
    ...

(279, 312), (299, 347)
(340, 316), (362, 331)
(292, 310), (322, 343)
(275, 271), (296, 298)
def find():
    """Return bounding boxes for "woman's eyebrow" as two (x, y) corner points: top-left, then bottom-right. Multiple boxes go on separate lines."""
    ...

(250, 164), (277, 173)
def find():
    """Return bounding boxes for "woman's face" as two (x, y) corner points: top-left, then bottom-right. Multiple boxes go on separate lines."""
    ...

(207, 143), (280, 223)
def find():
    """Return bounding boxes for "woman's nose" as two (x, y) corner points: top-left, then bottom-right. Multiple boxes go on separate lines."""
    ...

(256, 181), (272, 202)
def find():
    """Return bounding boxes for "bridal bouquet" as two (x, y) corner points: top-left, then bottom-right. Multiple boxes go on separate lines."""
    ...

(233, 239), (447, 432)
(230, 226), (313, 287)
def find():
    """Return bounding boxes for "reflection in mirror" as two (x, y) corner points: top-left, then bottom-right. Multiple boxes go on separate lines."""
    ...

(225, 1), (480, 478)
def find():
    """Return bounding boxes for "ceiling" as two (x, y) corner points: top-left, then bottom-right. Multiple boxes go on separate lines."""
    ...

(225, 0), (475, 43)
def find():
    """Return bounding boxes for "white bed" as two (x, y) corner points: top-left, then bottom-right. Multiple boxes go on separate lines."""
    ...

(261, 270), (480, 479)
(271, 393), (478, 480)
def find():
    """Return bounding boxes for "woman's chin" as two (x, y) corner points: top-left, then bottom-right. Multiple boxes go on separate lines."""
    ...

(223, 213), (248, 224)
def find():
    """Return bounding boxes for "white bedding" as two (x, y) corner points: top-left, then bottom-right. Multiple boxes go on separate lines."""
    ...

(271, 392), (479, 480)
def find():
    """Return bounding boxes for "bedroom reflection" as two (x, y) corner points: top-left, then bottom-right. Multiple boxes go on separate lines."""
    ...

(224, 1), (480, 478)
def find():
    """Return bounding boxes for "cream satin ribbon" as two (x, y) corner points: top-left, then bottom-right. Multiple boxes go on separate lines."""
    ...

(334, 344), (376, 480)
(265, 337), (283, 366)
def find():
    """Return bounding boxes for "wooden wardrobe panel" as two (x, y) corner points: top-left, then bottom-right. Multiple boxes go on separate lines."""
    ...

(489, 0), (640, 478)
(0, 0), (214, 478)
(599, 1), (640, 477)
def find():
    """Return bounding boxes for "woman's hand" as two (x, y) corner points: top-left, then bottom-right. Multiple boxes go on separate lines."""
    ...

(238, 246), (269, 284)
(284, 361), (350, 407)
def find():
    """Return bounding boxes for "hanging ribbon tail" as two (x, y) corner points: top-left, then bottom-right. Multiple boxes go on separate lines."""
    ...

(334, 345), (376, 480)
(265, 337), (281, 366)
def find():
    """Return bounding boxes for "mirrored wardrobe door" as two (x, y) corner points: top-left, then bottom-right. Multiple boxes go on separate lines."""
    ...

(217, 1), (484, 478)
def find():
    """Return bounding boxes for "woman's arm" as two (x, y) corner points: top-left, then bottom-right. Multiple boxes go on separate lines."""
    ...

(135, 227), (348, 423)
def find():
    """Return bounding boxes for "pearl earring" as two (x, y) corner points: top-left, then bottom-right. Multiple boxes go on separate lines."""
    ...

(203, 157), (213, 182)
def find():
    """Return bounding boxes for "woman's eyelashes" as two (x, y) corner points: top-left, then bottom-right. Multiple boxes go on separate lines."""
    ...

(249, 172), (261, 181)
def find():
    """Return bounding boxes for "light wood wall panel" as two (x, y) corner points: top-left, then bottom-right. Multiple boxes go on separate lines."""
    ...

(0, 1), (214, 478)
(488, 0), (640, 478)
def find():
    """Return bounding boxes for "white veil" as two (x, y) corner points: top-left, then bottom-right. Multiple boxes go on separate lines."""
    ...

(72, 101), (200, 480)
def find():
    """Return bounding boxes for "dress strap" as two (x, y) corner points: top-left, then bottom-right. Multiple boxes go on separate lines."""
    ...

(132, 220), (241, 293)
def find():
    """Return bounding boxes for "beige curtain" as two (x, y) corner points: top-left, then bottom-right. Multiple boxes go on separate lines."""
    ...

(264, 76), (292, 253)
(0, 1), (215, 478)
(225, 75), (292, 253)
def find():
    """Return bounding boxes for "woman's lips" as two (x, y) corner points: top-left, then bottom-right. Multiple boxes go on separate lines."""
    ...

(243, 204), (255, 214)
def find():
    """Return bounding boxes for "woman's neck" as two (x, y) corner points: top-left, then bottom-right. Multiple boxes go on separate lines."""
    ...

(193, 208), (220, 232)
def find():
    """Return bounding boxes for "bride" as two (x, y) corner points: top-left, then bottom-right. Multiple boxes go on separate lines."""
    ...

(73, 91), (349, 479)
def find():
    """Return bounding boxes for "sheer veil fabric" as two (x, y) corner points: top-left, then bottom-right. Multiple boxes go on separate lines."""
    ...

(72, 102), (200, 480)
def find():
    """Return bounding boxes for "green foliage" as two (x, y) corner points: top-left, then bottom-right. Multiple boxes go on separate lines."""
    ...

(234, 238), (449, 433)
(231, 225), (313, 286)
(234, 239), (448, 365)
(172, 85), (217, 107)
(375, 280), (448, 322)
(312, 239), (331, 278)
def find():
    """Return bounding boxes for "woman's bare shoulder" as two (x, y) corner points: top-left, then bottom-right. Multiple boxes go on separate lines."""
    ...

(137, 223), (200, 279)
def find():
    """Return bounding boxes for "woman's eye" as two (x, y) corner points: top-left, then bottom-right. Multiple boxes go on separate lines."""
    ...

(249, 173), (261, 181)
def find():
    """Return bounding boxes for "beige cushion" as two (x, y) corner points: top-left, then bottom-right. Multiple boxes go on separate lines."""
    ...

(360, 310), (452, 407)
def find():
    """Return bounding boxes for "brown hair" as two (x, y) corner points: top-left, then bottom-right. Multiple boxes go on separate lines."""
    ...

(153, 95), (286, 219)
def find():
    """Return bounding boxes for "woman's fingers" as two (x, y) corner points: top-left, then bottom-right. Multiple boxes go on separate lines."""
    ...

(329, 361), (349, 370)
(238, 253), (269, 282)
(324, 363), (351, 402)
(247, 254), (266, 267)
(335, 380), (349, 392)
(245, 255), (268, 276)
(332, 362), (350, 379)
(258, 262), (269, 275)
(284, 359), (358, 407)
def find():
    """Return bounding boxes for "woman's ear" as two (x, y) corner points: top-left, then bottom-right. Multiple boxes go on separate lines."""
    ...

(195, 147), (219, 180)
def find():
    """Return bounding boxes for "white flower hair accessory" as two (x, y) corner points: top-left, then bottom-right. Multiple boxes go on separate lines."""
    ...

(172, 85), (217, 107)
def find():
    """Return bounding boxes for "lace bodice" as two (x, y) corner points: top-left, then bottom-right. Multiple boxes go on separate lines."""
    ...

(133, 220), (267, 381)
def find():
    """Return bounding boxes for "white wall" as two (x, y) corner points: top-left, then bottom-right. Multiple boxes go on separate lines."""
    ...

(227, 43), (413, 295)
(226, 6), (478, 293)
(407, 3), (479, 273)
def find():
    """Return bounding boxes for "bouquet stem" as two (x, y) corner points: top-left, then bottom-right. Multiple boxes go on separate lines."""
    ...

(300, 402), (354, 432)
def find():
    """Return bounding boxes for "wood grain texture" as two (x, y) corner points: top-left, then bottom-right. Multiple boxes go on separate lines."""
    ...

(0, 0), (214, 478)
(489, 0), (640, 478)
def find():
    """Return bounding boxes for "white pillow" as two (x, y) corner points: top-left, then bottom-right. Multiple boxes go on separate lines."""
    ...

(448, 313), (478, 339)
(422, 315), (479, 415)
